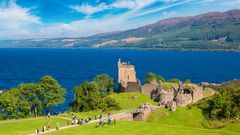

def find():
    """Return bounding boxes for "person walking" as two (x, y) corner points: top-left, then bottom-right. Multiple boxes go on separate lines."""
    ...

(56, 122), (59, 130)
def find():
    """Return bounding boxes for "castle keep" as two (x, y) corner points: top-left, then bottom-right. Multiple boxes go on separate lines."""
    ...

(118, 59), (141, 92)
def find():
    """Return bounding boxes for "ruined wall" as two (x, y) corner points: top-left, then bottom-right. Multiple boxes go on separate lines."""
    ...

(125, 82), (142, 92)
(114, 113), (133, 121)
(159, 91), (175, 104)
(175, 94), (192, 107)
(142, 83), (158, 97)
(133, 109), (151, 121)
(192, 89), (203, 102)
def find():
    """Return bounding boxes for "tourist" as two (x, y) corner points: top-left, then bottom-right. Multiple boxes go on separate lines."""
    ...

(47, 121), (51, 130)
(44, 124), (46, 131)
(42, 125), (45, 132)
(35, 128), (37, 135)
(56, 122), (59, 130)
(48, 113), (51, 118)
(35, 128), (39, 135)
(108, 118), (112, 125)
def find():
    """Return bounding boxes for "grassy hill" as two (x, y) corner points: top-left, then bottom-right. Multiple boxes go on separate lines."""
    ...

(0, 92), (240, 135)
(110, 92), (156, 109)
(48, 107), (240, 135)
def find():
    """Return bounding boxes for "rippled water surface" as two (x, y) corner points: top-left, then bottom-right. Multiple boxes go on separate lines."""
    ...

(0, 48), (240, 112)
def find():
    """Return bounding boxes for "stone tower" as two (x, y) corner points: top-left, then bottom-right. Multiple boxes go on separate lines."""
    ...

(118, 59), (141, 92)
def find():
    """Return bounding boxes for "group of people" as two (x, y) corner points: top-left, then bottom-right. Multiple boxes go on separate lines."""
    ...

(70, 115), (92, 125)
(34, 112), (119, 134)
(35, 121), (59, 135)
(95, 112), (116, 128)
(136, 103), (151, 111)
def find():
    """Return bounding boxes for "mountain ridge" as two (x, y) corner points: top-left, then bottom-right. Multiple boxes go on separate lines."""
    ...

(0, 9), (240, 51)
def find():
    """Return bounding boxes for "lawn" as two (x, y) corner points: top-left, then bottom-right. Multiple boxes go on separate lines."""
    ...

(110, 92), (157, 109)
(0, 117), (69, 135)
(47, 107), (240, 135)
(47, 121), (240, 135)
(1, 93), (240, 135)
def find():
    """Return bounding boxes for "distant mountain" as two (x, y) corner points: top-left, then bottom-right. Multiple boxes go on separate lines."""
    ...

(1, 9), (240, 51)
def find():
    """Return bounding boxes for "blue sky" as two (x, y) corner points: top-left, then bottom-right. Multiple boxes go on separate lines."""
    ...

(0, 0), (240, 39)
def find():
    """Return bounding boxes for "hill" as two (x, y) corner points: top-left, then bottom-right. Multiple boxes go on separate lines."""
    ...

(1, 9), (240, 51)
(0, 92), (240, 135)
(48, 108), (240, 135)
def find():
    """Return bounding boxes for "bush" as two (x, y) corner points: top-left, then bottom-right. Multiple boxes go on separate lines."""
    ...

(168, 78), (181, 83)
(184, 79), (191, 84)
(144, 72), (157, 84)
(197, 80), (240, 121)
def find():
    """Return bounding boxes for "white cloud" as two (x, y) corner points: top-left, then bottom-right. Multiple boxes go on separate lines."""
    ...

(112, 0), (156, 9)
(134, 0), (192, 17)
(0, 0), (203, 39)
(221, 0), (240, 6)
(70, 3), (109, 15)
(0, 0), (41, 39)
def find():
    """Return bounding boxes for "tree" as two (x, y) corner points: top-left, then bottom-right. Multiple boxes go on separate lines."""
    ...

(144, 72), (157, 84)
(71, 81), (104, 112)
(0, 89), (20, 119)
(17, 83), (43, 117)
(199, 80), (240, 120)
(70, 74), (120, 112)
(103, 97), (121, 111)
(157, 75), (165, 83)
(93, 74), (114, 95)
(38, 76), (66, 114)
(0, 76), (66, 119)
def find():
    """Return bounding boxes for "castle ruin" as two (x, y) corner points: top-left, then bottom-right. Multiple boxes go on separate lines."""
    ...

(118, 59), (204, 110)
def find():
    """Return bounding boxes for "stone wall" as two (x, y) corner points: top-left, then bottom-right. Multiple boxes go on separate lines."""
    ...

(175, 94), (192, 107)
(142, 83), (158, 97)
(125, 82), (142, 92)
(159, 91), (175, 104)
(133, 109), (151, 121)
(192, 89), (203, 102)
(114, 113), (133, 121)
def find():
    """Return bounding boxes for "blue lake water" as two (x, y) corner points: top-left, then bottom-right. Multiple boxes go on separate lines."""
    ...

(0, 48), (240, 112)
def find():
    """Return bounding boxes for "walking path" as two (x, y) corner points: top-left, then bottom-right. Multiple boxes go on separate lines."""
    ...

(28, 112), (130, 135)
(28, 103), (155, 135)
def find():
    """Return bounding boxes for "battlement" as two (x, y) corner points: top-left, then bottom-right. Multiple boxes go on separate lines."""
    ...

(118, 59), (135, 68)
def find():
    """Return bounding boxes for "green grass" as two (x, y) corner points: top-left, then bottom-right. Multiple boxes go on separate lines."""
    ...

(48, 107), (240, 135)
(48, 121), (240, 135)
(147, 107), (205, 128)
(1, 93), (240, 135)
(0, 117), (69, 135)
(203, 88), (216, 97)
(110, 92), (156, 109)
(161, 82), (177, 90)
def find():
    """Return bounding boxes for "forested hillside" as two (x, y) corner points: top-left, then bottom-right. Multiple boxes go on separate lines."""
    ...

(1, 9), (240, 51)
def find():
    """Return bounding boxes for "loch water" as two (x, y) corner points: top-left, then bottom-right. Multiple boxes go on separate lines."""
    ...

(0, 48), (240, 112)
